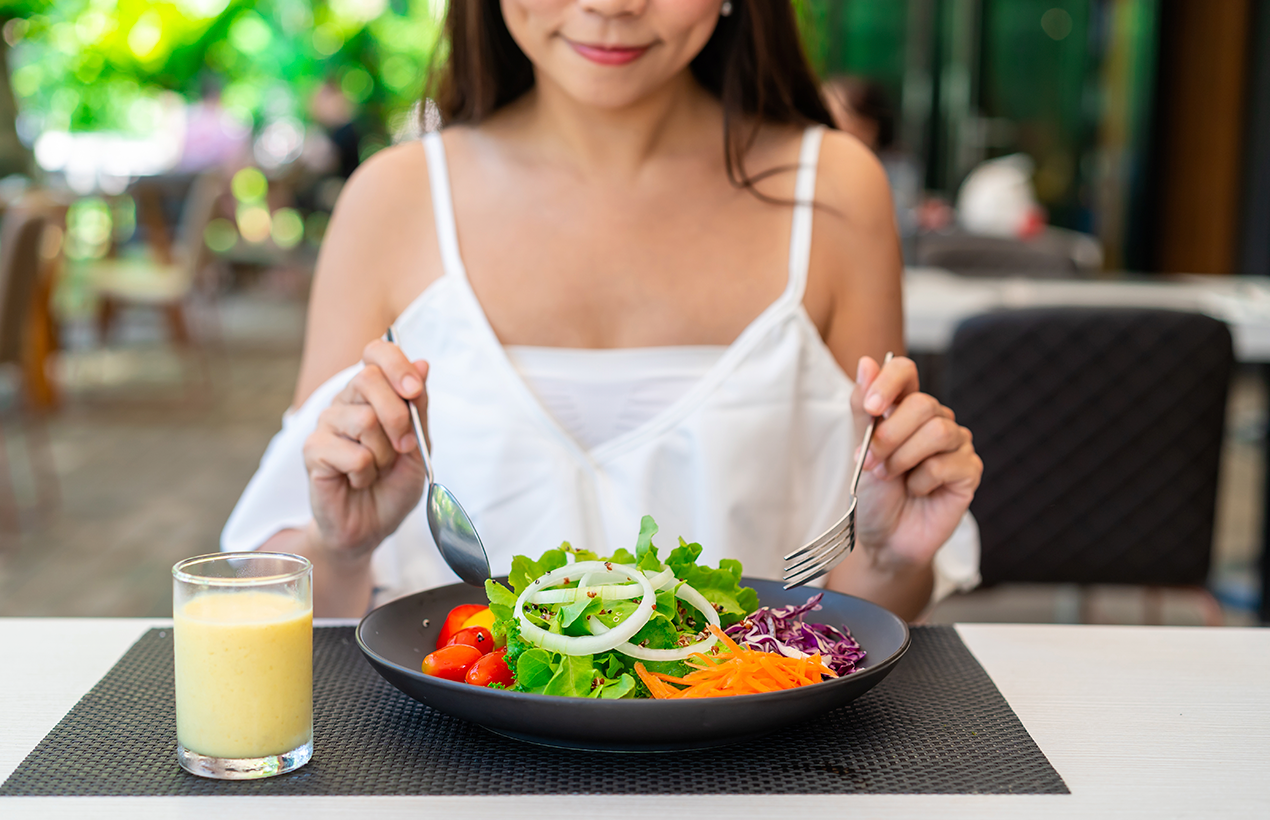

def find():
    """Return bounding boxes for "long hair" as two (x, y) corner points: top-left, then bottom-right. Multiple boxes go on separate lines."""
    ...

(426, 0), (834, 197)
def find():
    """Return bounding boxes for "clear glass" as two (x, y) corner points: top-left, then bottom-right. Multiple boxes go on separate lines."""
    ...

(172, 552), (313, 780)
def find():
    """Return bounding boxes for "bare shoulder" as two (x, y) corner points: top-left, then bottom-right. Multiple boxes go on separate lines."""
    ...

(293, 140), (440, 405)
(815, 128), (896, 233)
(326, 141), (435, 252)
(807, 128), (905, 366)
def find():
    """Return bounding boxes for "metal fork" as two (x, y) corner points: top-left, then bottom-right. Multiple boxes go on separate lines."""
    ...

(783, 351), (894, 589)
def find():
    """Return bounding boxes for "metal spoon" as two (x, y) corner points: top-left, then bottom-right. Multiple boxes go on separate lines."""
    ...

(385, 326), (491, 586)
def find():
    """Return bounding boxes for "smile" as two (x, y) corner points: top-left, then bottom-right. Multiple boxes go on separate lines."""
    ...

(566, 39), (653, 66)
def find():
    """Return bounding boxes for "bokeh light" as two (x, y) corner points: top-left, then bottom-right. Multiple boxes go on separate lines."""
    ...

(237, 204), (272, 244)
(231, 167), (268, 204)
(271, 208), (304, 249)
(65, 198), (113, 261)
(204, 218), (239, 253)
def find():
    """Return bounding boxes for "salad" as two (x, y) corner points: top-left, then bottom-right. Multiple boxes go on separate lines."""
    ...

(421, 516), (866, 698)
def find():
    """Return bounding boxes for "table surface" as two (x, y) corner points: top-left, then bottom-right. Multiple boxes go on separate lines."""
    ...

(904, 267), (1270, 362)
(2, 618), (1268, 819)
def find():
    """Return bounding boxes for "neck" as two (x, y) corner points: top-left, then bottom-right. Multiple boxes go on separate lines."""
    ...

(517, 71), (721, 179)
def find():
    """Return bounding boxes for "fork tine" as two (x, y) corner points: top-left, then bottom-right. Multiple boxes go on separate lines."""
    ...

(783, 524), (851, 576)
(783, 522), (845, 563)
(783, 499), (857, 561)
(783, 536), (853, 589)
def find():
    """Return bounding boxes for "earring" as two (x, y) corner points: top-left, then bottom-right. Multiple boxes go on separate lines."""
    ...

(720, 1), (733, 17)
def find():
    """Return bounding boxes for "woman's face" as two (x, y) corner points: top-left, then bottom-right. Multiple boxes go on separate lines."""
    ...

(501, 0), (724, 109)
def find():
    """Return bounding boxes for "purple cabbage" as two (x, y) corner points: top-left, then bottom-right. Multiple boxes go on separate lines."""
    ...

(724, 593), (866, 676)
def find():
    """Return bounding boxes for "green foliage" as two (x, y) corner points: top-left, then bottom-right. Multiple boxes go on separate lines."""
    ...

(7, 0), (443, 138)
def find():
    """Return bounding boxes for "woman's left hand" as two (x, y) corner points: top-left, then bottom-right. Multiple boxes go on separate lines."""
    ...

(851, 355), (982, 571)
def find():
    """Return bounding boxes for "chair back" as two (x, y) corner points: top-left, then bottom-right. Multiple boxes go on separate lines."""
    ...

(945, 307), (1233, 586)
(0, 209), (46, 367)
(916, 228), (1103, 278)
(173, 171), (223, 281)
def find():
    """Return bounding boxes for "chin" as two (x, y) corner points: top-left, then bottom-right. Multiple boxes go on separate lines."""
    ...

(552, 75), (668, 110)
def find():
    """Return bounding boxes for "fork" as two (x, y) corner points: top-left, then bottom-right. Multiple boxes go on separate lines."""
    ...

(783, 351), (894, 589)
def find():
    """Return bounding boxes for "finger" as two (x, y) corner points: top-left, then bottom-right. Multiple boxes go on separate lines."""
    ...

(879, 416), (971, 480)
(319, 403), (397, 472)
(363, 338), (427, 399)
(904, 442), (983, 498)
(344, 365), (419, 454)
(304, 431), (379, 490)
(852, 355), (881, 415)
(861, 355), (919, 416)
(864, 391), (944, 468)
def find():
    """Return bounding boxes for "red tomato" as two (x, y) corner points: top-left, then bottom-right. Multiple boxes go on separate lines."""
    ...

(465, 648), (515, 688)
(446, 626), (493, 654)
(422, 644), (484, 681)
(435, 604), (487, 649)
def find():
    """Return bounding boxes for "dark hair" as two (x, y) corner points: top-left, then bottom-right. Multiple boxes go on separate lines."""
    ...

(823, 74), (896, 150)
(426, 0), (834, 198)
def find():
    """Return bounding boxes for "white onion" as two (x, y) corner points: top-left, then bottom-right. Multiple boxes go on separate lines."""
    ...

(577, 566), (675, 591)
(529, 584), (644, 605)
(515, 561), (655, 656)
(587, 581), (721, 661)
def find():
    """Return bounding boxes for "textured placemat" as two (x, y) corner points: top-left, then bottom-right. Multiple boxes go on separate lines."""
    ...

(2, 626), (1067, 796)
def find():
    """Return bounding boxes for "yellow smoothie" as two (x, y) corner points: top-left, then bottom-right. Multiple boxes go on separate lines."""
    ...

(174, 590), (313, 759)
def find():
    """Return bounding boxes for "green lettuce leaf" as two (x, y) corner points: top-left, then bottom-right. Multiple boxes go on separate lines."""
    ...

(514, 648), (555, 692)
(509, 548), (569, 594)
(485, 579), (517, 623)
(593, 673), (636, 699)
(542, 654), (597, 697)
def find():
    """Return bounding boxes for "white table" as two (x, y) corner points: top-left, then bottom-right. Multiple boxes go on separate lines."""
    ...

(904, 267), (1270, 362)
(3, 618), (1268, 819)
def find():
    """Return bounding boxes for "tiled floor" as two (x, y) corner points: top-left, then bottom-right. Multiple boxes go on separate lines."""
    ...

(0, 291), (304, 616)
(0, 285), (1263, 625)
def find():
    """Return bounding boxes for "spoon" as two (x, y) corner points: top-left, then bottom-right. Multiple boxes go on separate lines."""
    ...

(385, 326), (491, 586)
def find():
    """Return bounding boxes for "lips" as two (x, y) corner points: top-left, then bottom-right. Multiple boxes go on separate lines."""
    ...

(567, 39), (652, 66)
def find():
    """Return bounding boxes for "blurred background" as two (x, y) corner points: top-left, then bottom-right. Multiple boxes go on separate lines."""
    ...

(0, 0), (1265, 626)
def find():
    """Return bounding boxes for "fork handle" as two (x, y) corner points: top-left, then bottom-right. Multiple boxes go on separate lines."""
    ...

(850, 351), (893, 494)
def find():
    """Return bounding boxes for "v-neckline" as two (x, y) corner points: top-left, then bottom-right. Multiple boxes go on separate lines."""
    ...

(401, 127), (824, 465)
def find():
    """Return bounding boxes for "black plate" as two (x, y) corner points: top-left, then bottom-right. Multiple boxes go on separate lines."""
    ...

(356, 577), (910, 751)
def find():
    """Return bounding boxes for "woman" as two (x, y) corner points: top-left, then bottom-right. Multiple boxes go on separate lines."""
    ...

(223, 0), (982, 621)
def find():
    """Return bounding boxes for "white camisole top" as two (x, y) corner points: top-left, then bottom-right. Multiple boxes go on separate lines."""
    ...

(222, 127), (980, 607)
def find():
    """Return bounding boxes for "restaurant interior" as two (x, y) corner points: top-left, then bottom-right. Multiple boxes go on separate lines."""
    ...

(3, 0), (1270, 814)
(0, 0), (1265, 634)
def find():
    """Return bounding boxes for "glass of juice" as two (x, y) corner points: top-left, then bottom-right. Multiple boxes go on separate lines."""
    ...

(172, 552), (313, 780)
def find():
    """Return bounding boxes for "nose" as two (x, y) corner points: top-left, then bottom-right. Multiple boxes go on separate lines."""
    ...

(576, 0), (647, 18)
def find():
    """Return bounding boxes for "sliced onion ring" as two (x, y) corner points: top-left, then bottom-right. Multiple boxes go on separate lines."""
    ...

(587, 581), (721, 661)
(578, 566), (676, 592)
(515, 561), (655, 656)
(529, 583), (644, 605)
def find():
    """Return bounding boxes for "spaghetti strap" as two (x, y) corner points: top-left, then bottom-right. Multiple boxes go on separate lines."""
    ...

(785, 125), (825, 304)
(422, 131), (467, 281)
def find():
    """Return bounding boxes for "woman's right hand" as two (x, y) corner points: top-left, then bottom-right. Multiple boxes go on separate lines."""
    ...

(302, 339), (430, 564)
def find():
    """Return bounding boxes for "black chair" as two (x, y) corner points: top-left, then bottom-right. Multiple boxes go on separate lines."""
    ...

(944, 308), (1233, 623)
(915, 228), (1103, 278)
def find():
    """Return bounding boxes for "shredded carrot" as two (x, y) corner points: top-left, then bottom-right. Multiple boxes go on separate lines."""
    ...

(635, 625), (837, 699)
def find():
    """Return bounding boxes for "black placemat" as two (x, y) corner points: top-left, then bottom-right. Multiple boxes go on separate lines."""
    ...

(2, 626), (1067, 796)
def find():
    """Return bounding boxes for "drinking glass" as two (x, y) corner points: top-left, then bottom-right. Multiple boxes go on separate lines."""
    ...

(172, 552), (313, 779)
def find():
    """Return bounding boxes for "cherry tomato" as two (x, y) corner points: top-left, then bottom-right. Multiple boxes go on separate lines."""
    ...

(435, 604), (487, 649)
(446, 626), (493, 654)
(422, 644), (484, 681)
(465, 648), (515, 688)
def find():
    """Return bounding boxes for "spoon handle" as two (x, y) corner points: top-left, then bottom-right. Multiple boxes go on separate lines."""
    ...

(385, 326), (434, 487)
